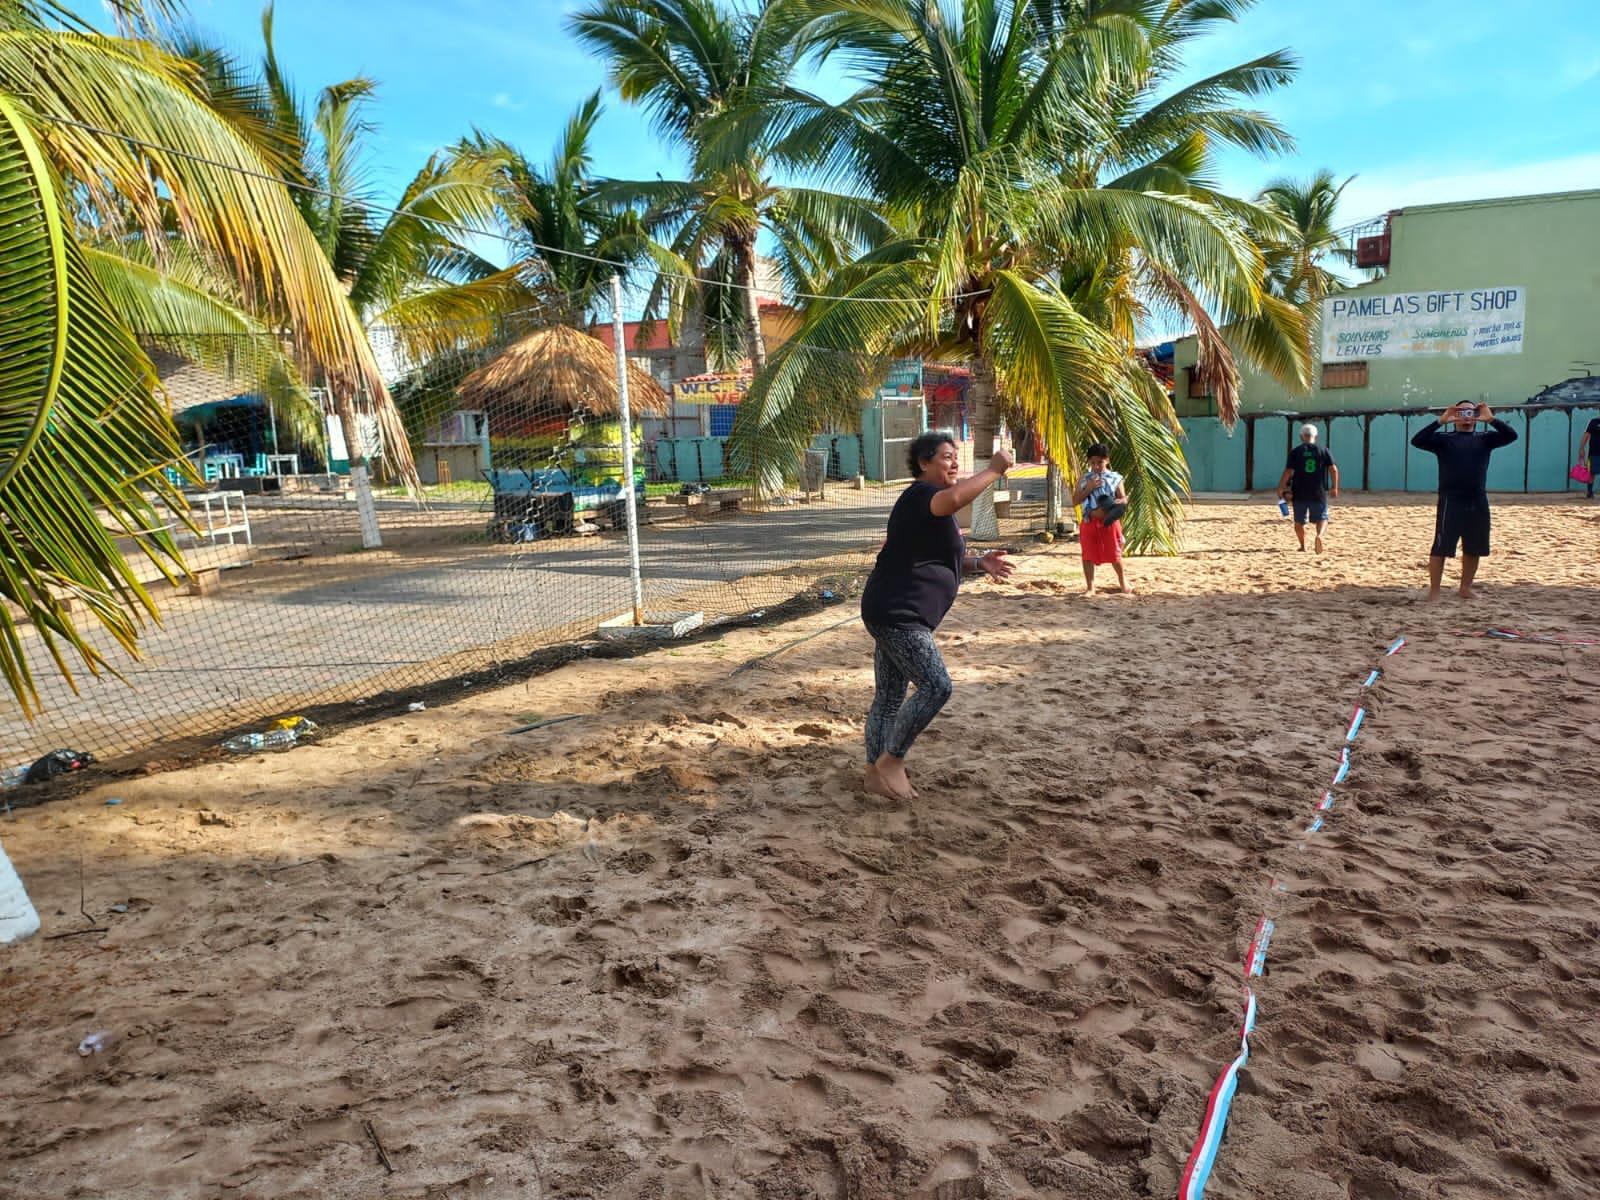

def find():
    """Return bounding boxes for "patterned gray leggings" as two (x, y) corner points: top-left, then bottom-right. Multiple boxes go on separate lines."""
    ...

(864, 622), (953, 762)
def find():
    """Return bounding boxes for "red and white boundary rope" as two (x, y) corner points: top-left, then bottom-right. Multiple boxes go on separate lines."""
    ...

(1177, 632), (1404, 1200)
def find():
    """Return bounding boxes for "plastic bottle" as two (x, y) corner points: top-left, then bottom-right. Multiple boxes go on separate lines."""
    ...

(1277, 498), (1290, 518)
(77, 1031), (115, 1056)
(221, 728), (300, 753)
(0, 764), (26, 789)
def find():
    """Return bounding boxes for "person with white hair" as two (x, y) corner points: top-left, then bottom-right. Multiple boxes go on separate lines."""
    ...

(1276, 423), (1340, 552)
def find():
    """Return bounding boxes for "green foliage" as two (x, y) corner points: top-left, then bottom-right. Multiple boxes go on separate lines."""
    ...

(723, 0), (1310, 549)
(1255, 168), (1357, 303)
(0, 96), (189, 715)
(570, 0), (892, 369)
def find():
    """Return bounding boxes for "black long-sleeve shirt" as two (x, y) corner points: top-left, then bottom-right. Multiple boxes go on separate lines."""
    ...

(1410, 419), (1518, 496)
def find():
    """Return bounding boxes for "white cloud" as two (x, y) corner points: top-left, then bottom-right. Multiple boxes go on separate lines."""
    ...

(1336, 153), (1600, 220)
(492, 92), (524, 111)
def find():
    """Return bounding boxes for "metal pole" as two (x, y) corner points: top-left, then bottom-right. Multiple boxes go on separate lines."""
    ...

(610, 275), (645, 626)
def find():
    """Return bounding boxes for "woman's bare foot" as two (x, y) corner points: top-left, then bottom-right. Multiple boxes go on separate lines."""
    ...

(866, 757), (915, 803)
(1458, 586), (1478, 599)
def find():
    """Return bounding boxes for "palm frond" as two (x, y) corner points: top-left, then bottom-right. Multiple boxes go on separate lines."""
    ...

(83, 241), (314, 414)
(368, 267), (548, 364)
(730, 252), (937, 493)
(0, 95), (190, 716)
(0, 26), (417, 482)
(1222, 289), (1314, 393)
(982, 268), (1186, 549)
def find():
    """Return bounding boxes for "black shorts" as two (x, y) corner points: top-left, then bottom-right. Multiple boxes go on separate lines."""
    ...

(1431, 494), (1491, 558)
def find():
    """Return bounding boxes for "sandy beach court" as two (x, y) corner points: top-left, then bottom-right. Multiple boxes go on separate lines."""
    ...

(2, 495), (1597, 1199)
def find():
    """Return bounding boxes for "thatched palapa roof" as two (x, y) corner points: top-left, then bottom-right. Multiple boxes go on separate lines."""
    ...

(151, 349), (251, 416)
(457, 324), (670, 417)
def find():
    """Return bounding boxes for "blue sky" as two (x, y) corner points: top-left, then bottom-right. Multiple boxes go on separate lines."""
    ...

(187, 0), (1600, 245)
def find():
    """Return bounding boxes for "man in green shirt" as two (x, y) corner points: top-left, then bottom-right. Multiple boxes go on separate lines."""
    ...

(1276, 424), (1340, 553)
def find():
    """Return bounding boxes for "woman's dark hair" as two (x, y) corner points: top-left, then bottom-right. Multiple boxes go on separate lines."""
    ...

(1085, 442), (1111, 459)
(908, 429), (958, 478)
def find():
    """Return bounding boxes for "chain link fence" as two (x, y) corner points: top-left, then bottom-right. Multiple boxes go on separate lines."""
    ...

(3, 319), (1056, 775)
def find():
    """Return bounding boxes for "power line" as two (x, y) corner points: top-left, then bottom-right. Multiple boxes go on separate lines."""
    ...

(33, 111), (990, 307)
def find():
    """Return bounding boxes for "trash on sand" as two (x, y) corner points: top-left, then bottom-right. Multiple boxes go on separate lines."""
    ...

(3, 750), (97, 787)
(408, 702), (426, 712)
(109, 903), (129, 914)
(77, 1031), (115, 1056)
(221, 716), (317, 754)
(104, 797), (123, 806)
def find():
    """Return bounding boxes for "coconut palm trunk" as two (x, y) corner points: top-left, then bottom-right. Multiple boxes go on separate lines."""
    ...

(332, 392), (364, 473)
(329, 383), (382, 547)
(968, 357), (1002, 539)
(1045, 456), (1063, 529)
(730, 230), (768, 372)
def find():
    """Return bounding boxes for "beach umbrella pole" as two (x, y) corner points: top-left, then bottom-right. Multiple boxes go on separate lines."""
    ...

(609, 275), (645, 626)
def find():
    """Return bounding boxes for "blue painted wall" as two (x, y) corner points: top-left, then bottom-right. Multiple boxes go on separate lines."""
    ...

(654, 437), (728, 481)
(1180, 419), (1246, 491)
(1176, 406), (1587, 496)
(1367, 415), (1407, 489)
(1484, 411), (1528, 491)
(1526, 409), (1568, 492)
(1328, 415), (1365, 490)
(1251, 418), (1289, 491)
(1178, 419), (1211, 491)
(1404, 413), (1440, 493)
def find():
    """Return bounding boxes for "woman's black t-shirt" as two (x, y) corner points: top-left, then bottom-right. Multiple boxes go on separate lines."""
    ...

(860, 480), (964, 630)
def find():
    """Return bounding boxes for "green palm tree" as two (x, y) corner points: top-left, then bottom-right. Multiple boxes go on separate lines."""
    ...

(1036, 0), (1316, 424)
(386, 95), (649, 444)
(568, 0), (890, 371)
(729, 0), (1300, 548)
(0, 0), (416, 714)
(1255, 168), (1356, 304)
(239, 9), (528, 467)
(453, 91), (644, 329)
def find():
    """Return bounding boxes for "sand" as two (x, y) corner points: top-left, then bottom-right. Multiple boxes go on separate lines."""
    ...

(1, 494), (1597, 1200)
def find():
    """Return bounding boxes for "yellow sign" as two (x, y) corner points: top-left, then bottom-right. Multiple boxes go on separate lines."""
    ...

(673, 373), (751, 405)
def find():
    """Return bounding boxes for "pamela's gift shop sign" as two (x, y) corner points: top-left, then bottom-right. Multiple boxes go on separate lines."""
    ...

(1321, 286), (1525, 360)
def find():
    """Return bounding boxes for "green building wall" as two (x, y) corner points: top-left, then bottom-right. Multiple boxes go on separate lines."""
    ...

(1175, 188), (1600, 414)
(1172, 188), (1600, 492)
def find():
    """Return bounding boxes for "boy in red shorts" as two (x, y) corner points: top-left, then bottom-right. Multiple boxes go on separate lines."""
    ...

(1072, 443), (1132, 594)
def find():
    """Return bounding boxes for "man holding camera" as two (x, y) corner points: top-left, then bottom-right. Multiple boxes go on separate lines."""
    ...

(1277, 423), (1339, 553)
(1409, 401), (1518, 601)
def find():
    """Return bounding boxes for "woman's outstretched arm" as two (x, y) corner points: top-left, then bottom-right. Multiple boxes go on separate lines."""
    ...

(930, 449), (1015, 517)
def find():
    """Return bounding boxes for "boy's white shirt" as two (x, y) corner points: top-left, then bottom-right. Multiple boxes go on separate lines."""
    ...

(1079, 468), (1124, 512)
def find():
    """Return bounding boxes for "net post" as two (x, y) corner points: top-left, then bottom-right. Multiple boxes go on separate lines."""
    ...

(609, 275), (645, 626)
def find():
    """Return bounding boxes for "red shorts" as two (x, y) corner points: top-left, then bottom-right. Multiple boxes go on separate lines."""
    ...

(1080, 516), (1124, 564)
